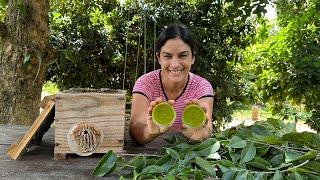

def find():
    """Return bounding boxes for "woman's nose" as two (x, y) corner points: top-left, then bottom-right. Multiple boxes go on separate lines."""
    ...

(170, 57), (180, 67)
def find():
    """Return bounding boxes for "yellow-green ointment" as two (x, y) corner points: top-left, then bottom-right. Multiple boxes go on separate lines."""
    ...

(182, 104), (206, 128)
(152, 102), (176, 127)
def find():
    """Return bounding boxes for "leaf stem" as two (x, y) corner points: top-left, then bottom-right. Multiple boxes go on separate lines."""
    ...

(222, 160), (310, 175)
(120, 153), (162, 157)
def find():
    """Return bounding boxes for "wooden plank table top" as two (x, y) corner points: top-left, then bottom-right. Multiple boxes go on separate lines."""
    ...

(0, 124), (169, 179)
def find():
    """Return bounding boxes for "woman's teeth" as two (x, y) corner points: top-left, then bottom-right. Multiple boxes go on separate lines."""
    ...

(169, 70), (181, 74)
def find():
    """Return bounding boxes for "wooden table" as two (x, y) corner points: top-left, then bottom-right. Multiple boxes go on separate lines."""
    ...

(0, 125), (169, 179)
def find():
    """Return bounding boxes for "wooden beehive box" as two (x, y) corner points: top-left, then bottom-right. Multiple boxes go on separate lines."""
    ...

(54, 88), (126, 159)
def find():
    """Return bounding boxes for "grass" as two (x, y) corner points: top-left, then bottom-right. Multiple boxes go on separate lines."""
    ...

(231, 104), (315, 132)
(232, 105), (273, 121)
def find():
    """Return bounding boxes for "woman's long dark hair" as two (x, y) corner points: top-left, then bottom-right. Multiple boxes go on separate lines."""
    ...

(155, 23), (196, 56)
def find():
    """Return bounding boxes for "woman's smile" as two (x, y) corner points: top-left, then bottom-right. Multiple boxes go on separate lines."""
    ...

(168, 69), (183, 74)
(158, 37), (194, 84)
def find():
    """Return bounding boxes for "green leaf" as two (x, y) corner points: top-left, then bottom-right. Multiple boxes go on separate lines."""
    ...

(266, 118), (282, 129)
(216, 128), (236, 139)
(176, 142), (190, 151)
(207, 141), (221, 159)
(292, 151), (317, 163)
(229, 147), (241, 164)
(250, 125), (271, 136)
(217, 159), (237, 173)
(195, 168), (204, 180)
(282, 132), (320, 150)
(164, 172), (175, 180)
(272, 170), (284, 180)
(192, 138), (217, 151)
(285, 150), (302, 163)
(141, 165), (165, 175)
(247, 157), (271, 171)
(304, 174), (320, 180)
(155, 154), (174, 172)
(63, 50), (77, 63)
(300, 161), (320, 174)
(222, 170), (237, 180)
(166, 148), (180, 159)
(256, 145), (269, 156)
(91, 150), (117, 177)
(207, 152), (221, 160)
(23, 52), (31, 64)
(270, 154), (284, 168)
(218, 159), (235, 168)
(240, 143), (256, 163)
(193, 138), (218, 157)
(127, 155), (146, 173)
(246, 162), (269, 171)
(276, 122), (296, 137)
(254, 172), (266, 180)
(194, 157), (216, 177)
(209, 141), (220, 154)
(155, 154), (172, 166)
(251, 157), (271, 167)
(235, 171), (254, 180)
(295, 167), (318, 175)
(228, 136), (247, 148)
(177, 166), (193, 177)
(289, 171), (304, 180)
(184, 150), (198, 161)
(235, 128), (253, 140)
(260, 135), (283, 145)
(176, 175), (189, 180)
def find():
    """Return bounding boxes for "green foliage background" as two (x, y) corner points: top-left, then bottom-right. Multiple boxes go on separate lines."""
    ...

(2, 0), (318, 131)
(47, 0), (269, 128)
(238, 0), (320, 131)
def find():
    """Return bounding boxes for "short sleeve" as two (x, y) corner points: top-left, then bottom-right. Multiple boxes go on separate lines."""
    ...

(194, 78), (214, 99)
(132, 74), (153, 100)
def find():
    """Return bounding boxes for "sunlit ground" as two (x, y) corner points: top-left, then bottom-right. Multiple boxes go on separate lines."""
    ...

(230, 108), (316, 133)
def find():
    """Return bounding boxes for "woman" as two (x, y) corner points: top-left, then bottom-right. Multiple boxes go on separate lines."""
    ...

(129, 23), (214, 145)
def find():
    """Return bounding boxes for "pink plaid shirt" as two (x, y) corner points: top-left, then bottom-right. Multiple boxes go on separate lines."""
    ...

(133, 69), (214, 131)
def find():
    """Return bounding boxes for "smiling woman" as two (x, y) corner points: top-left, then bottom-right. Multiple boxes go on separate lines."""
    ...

(129, 23), (214, 145)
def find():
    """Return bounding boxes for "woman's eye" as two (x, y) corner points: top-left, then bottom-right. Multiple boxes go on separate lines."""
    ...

(164, 55), (171, 59)
(180, 54), (187, 59)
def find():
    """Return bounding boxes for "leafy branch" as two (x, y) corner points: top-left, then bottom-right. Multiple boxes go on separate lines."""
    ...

(92, 118), (320, 179)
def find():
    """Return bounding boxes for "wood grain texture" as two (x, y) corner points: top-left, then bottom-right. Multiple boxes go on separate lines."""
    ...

(6, 100), (55, 160)
(54, 91), (126, 158)
(0, 124), (171, 179)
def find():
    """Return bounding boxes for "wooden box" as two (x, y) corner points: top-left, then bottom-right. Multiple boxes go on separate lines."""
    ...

(54, 88), (126, 159)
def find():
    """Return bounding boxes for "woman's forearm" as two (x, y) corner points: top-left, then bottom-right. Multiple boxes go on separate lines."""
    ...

(129, 121), (157, 145)
(187, 126), (212, 142)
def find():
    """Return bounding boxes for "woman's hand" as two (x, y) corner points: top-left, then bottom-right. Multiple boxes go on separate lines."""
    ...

(181, 98), (213, 142)
(147, 97), (175, 137)
(129, 93), (177, 145)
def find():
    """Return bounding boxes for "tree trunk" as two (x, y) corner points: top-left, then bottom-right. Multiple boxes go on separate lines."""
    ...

(0, 0), (50, 125)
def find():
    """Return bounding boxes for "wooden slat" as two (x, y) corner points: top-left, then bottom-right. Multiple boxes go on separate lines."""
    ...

(6, 100), (55, 160)
(39, 94), (56, 109)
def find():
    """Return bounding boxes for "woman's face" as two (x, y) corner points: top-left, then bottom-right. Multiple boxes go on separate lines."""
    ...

(157, 37), (195, 84)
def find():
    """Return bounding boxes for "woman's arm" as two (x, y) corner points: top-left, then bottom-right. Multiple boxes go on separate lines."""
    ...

(129, 94), (171, 145)
(181, 97), (214, 142)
